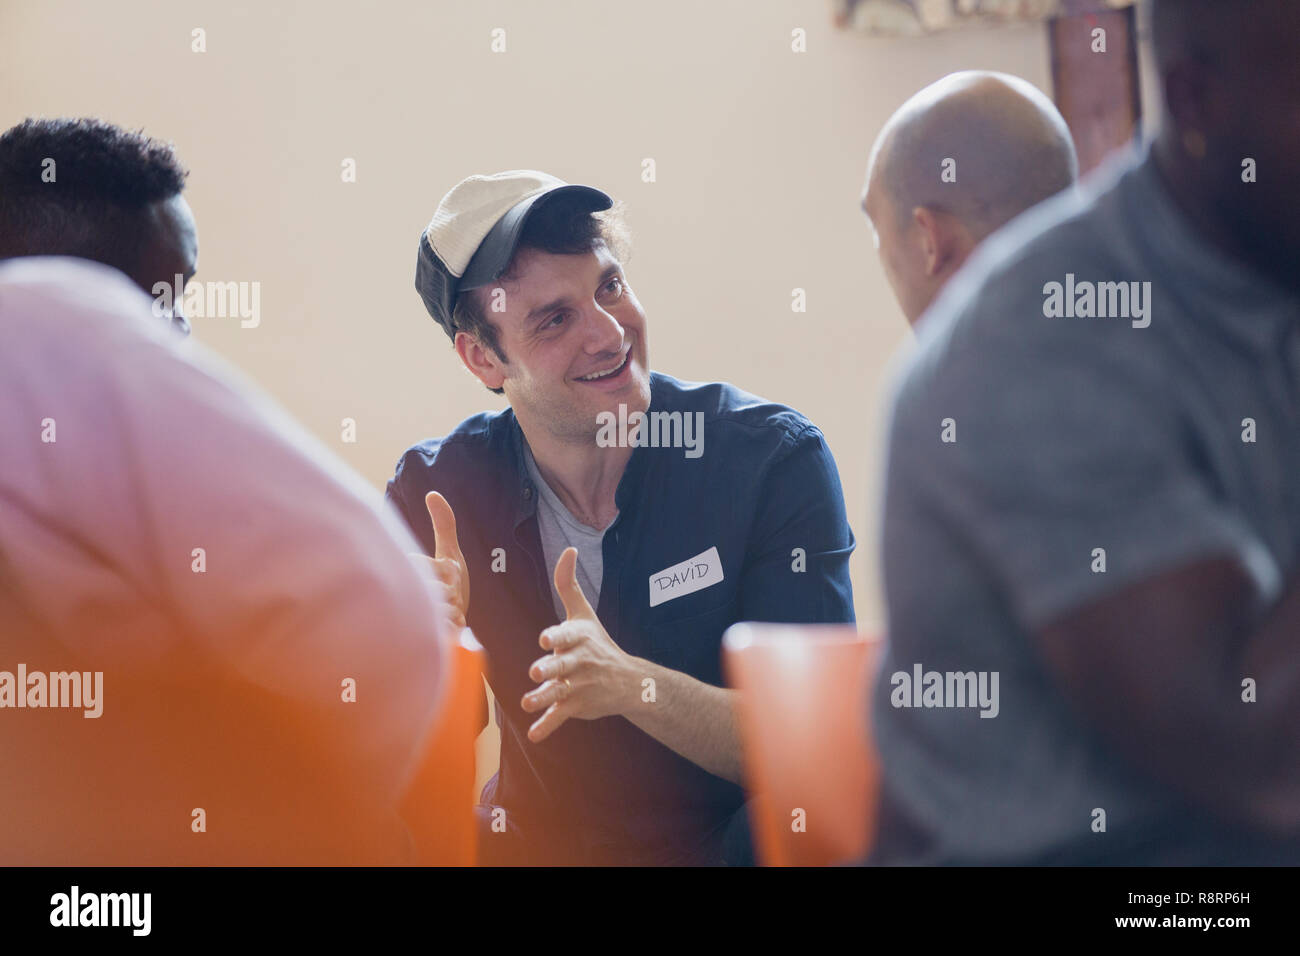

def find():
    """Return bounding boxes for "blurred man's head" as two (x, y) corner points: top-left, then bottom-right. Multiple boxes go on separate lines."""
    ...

(417, 172), (650, 447)
(862, 71), (1078, 324)
(0, 117), (196, 332)
(1150, 0), (1300, 295)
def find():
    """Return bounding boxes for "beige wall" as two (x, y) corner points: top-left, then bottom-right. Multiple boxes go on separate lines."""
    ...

(2, 0), (1062, 783)
(1, 0), (1062, 628)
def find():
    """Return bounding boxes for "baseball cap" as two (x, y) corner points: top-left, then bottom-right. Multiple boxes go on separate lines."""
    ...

(414, 170), (613, 340)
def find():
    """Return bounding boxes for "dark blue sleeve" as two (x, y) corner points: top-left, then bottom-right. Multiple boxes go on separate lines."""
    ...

(384, 471), (410, 528)
(385, 455), (436, 558)
(738, 426), (856, 624)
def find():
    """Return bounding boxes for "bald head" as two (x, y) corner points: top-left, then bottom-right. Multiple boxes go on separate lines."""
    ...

(862, 72), (1078, 324)
(869, 71), (1077, 241)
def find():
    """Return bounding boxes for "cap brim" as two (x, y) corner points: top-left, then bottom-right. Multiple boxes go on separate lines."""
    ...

(459, 184), (613, 291)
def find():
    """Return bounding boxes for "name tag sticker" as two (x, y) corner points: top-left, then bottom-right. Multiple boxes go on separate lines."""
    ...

(649, 546), (724, 608)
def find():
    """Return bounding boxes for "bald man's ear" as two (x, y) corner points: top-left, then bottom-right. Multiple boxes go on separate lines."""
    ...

(912, 206), (968, 278)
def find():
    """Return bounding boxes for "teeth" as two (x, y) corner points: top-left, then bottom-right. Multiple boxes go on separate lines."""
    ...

(578, 355), (626, 381)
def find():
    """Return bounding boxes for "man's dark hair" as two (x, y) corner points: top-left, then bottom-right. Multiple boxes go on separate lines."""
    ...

(0, 117), (189, 272)
(453, 197), (631, 396)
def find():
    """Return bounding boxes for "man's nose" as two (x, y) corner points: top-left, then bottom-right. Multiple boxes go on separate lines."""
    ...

(581, 302), (625, 352)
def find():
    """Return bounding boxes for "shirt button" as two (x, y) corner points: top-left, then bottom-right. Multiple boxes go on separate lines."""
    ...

(523, 486), (533, 500)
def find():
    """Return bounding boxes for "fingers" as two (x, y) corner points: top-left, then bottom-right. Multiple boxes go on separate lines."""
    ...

(553, 547), (596, 621)
(409, 553), (466, 623)
(428, 556), (464, 595)
(425, 491), (462, 561)
(538, 624), (583, 652)
(425, 490), (470, 615)
(409, 552), (460, 588)
(527, 701), (572, 742)
(529, 649), (580, 683)
(521, 678), (573, 713)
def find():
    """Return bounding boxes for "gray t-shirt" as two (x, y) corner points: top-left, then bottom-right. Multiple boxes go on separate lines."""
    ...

(874, 144), (1300, 863)
(523, 441), (613, 620)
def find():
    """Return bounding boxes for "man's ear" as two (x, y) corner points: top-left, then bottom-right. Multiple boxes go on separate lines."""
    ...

(912, 206), (967, 278)
(454, 330), (507, 391)
(912, 206), (947, 277)
(1162, 58), (1213, 148)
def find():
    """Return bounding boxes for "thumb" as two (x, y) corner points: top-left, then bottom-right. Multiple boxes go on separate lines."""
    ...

(554, 547), (596, 621)
(425, 491), (462, 560)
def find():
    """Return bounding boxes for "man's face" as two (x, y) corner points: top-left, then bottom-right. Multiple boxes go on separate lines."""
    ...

(474, 243), (651, 444)
(1212, 20), (1300, 293)
(861, 173), (931, 325)
(131, 194), (198, 333)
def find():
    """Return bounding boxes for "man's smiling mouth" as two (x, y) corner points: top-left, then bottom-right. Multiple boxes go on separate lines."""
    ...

(575, 352), (630, 382)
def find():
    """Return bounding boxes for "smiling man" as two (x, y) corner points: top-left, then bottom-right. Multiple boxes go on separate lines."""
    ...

(388, 170), (856, 865)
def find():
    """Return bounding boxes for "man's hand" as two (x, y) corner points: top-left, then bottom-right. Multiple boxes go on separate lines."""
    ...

(409, 490), (469, 632)
(522, 547), (637, 742)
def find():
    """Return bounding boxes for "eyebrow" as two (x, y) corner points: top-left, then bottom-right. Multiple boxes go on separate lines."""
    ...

(524, 263), (623, 324)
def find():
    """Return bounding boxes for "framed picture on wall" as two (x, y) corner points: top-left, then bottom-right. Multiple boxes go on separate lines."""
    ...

(832, 0), (1137, 35)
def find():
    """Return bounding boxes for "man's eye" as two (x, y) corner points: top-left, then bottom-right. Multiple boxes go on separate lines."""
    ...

(545, 313), (567, 329)
(603, 277), (624, 296)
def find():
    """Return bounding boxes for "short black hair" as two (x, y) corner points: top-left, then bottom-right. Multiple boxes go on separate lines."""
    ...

(0, 117), (189, 269)
(453, 196), (630, 396)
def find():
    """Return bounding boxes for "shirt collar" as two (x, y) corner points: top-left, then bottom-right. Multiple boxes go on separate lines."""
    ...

(503, 409), (538, 530)
(1123, 140), (1300, 352)
(502, 374), (664, 529)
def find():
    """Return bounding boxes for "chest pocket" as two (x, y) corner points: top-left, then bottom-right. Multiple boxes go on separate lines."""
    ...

(643, 590), (739, 689)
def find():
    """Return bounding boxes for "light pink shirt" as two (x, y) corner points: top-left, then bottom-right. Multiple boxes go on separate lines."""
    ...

(0, 257), (448, 864)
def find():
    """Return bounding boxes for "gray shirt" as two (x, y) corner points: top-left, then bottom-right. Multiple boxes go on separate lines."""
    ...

(523, 441), (612, 620)
(874, 144), (1300, 863)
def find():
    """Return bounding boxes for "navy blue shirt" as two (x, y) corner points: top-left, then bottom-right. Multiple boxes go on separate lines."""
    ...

(387, 372), (855, 864)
